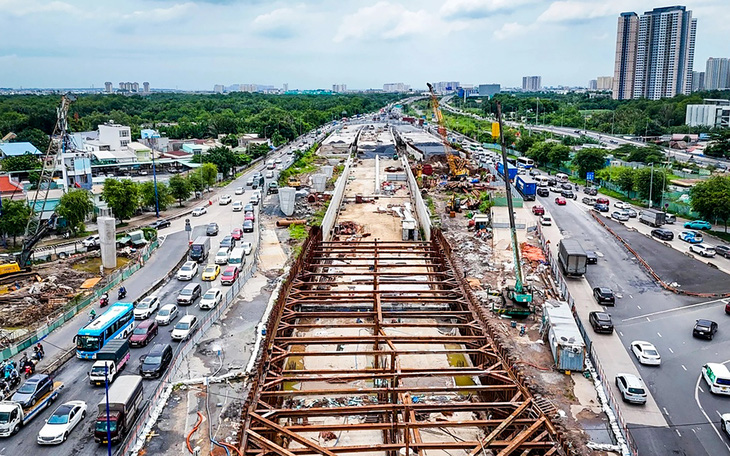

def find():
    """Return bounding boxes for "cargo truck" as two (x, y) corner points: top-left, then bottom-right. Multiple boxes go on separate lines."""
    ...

(0, 381), (64, 437)
(515, 176), (537, 201)
(497, 162), (518, 180)
(558, 239), (588, 277)
(89, 340), (130, 386)
(639, 209), (665, 227)
(189, 236), (210, 263)
(94, 375), (143, 444)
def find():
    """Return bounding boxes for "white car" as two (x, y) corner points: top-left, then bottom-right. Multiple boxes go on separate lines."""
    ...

(614, 201), (630, 209)
(235, 187), (245, 195)
(37, 400), (87, 445)
(200, 288), (223, 310)
(232, 201), (243, 212)
(155, 304), (179, 326)
(265, 170), (274, 179)
(611, 211), (629, 222)
(176, 261), (199, 281)
(722, 413), (730, 438)
(134, 295), (160, 319)
(246, 177), (254, 186)
(82, 235), (100, 248)
(241, 241), (253, 256)
(540, 215), (552, 226)
(171, 315), (199, 341)
(192, 207), (207, 217)
(219, 195), (232, 205)
(214, 248), (230, 265)
(690, 244), (716, 257)
(630, 341), (661, 366)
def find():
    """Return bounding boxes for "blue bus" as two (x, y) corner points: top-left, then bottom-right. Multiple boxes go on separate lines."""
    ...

(76, 302), (134, 360)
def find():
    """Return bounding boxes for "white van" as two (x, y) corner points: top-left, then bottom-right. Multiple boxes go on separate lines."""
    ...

(702, 363), (730, 395)
(228, 247), (246, 266)
(556, 173), (569, 183)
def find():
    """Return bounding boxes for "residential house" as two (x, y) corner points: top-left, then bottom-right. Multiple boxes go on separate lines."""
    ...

(0, 142), (42, 159)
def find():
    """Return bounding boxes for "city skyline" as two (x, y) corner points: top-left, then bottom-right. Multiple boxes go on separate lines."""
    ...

(1, 0), (729, 91)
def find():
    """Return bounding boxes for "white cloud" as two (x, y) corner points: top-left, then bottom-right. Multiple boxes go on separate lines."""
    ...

(253, 5), (306, 39)
(440, 0), (537, 20)
(0, 0), (76, 16)
(493, 22), (533, 41)
(123, 2), (196, 22)
(537, 1), (619, 23)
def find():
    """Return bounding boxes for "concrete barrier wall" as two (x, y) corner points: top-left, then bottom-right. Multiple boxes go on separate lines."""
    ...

(402, 156), (431, 241)
(321, 157), (352, 241)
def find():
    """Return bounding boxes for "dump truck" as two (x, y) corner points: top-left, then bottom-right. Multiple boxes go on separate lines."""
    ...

(89, 340), (131, 386)
(0, 381), (64, 437)
(639, 209), (665, 227)
(94, 375), (143, 444)
(558, 239), (587, 277)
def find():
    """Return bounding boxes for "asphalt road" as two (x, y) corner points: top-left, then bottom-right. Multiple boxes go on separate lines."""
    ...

(538, 190), (730, 455)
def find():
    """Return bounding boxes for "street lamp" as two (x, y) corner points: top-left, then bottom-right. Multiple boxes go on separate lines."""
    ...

(104, 365), (112, 456)
(648, 163), (654, 208)
(535, 98), (539, 126)
(151, 136), (160, 218)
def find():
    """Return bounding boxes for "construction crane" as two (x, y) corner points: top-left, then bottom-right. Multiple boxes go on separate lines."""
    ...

(0, 95), (74, 280)
(427, 83), (469, 180)
(495, 101), (532, 314)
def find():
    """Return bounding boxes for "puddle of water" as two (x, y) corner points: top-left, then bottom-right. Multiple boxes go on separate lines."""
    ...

(445, 343), (476, 393)
(283, 345), (305, 391)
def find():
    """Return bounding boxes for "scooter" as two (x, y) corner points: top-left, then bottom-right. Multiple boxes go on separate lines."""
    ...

(118, 288), (127, 300)
(99, 293), (109, 308)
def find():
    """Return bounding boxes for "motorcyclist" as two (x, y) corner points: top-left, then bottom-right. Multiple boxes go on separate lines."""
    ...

(118, 286), (127, 299)
(89, 308), (97, 321)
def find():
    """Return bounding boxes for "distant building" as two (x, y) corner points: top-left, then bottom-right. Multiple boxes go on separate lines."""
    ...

(104, 82), (113, 93)
(433, 81), (459, 94)
(332, 84), (347, 93)
(705, 58), (730, 90)
(477, 84), (500, 97)
(612, 12), (639, 100)
(213, 84), (224, 94)
(596, 76), (613, 90)
(143, 82), (150, 93)
(692, 71), (705, 92)
(237, 134), (271, 149)
(383, 83), (410, 92)
(131, 82), (139, 92)
(522, 76), (541, 91)
(0, 142), (42, 159)
(588, 80), (598, 90)
(686, 99), (730, 127)
(55, 138), (92, 190)
(282, 83), (288, 92)
(240, 84), (257, 93)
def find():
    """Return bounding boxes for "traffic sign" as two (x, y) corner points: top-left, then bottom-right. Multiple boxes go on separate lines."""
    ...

(586, 172), (594, 181)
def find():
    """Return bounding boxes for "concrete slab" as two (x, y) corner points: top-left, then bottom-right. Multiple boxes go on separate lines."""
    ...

(259, 225), (287, 271)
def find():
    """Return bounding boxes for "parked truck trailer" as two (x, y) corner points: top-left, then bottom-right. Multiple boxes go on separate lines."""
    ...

(558, 239), (587, 277)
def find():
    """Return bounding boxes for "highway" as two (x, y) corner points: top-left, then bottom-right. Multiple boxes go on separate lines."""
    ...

(535, 187), (730, 455)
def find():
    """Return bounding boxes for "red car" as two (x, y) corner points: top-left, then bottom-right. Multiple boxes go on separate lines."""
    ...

(532, 205), (545, 216)
(231, 228), (243, 240)
(129, 320), (159, 348)
(596, 197), (609, 205)
(221, 266), (239, 285)
(244, 211), (255, 222)
(555, 197), (566, 206)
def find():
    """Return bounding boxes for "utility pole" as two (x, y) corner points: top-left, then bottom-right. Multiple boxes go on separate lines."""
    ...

(151, 136), (160, 218)
(648, 163), (654, 208)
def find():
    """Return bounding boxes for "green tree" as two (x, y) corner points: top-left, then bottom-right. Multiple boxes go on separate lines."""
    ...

(14, 128), (50, 152)
(572, 148), (607, 178)
(704, 130), (730, 159)
(0, 199), (31, 247)
(248, 143), (270, 160)
(547, 143), (570, 165)
(200, 146), (237, 178)
(689, 176), (730, 232)
(57, 189), (93, 234)
(0, 153), (41, 172)
(525, 142), (552, 166)
(616, 167), (636, 193)
(101, 179), (139, 222)
(169, 175), (192, 206)
(222, 134), (239, 148)
(200, 163), (218, 191)
(187, 171), (204, 194)
(139, 181), (173, 211)
(627, 145), (665, 164)
(633, 167), (667, 207)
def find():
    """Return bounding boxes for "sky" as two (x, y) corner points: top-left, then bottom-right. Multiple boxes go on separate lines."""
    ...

(1, 0), (729, 91)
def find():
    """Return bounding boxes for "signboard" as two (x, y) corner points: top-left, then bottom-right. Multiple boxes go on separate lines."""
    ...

(586, 172), (594, 181)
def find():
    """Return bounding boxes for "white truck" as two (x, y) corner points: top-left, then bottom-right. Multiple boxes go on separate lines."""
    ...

(0, 381), (64, 437)
(89, 340), (131, 386)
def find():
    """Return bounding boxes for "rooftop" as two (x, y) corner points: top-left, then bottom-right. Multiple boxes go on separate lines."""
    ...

(0, 142), (42, 157)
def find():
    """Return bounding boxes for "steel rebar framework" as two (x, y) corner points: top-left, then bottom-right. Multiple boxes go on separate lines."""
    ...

(239, 229), (566, 456)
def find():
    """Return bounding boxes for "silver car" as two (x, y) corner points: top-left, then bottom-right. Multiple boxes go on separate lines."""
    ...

(155, 304), (179, 326)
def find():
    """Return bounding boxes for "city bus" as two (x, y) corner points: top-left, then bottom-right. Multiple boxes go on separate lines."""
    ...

(76, 302), (135, 360)
(516, 157), (535, 169)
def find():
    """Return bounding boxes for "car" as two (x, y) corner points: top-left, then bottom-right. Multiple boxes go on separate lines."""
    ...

(589, 311), (614, 334)
(149, 218), (171, 229)
(240, 241), (253, 256)
(231, 228), (243, 240)
(12, 374), (53, 408)
(593, 287), (616, 305)
(531, 205), (545, 216)
(37, 400), (87, 445)
(134, 295), (160, 319)
(684, 220), (712, 230)
(244, 203), (254, 213)
(581, 196), (597, 205)
(630, 341), (661, 366)
(129, 320), (159, 347)
(206, 223), (219, 236)
(243, 220), (254, 233)
(155, 304), (179, 326)
(679, 230), (703, 243)
(221, 266), (240, 285)
(614, 201), (630, 209)
(689, 244), (716, 257)
(171, 315), (199, 341)
(214, 248), (230, 265)
(585, 250), (598, 265)
(177, 283), (202, 305)
(615, 373), (647, 404)
(275, 157), (282, 164)
(611, 211), (629, 222)
(244, 211), (255, 222)
(235, 187), (245, 195)
(201, 264), (221, 281)
(200, 288), (223, 310)
(594, 203), (609, 212)
(232, 201), (244, 212)
(267, 182), (279, 194)
(650, 228), (674, 241)
(265, 170), (274, 179)
(554, 197), (566, 206)
(192, 207), (207, 217)
(219, 195), (232, 205)
(560, 183), (572, 190)
(536, 188), (549, 197)
(722, 413), (730, 438)
(82, 235), (100, 247)
(624, 208), (637, 218)
(560, 190), (574, 199)
(176, 261), (199, 281)
(139, 343), (173, 378)
(693, 319), (718, 340)
(540, 215), (552, 226)
(715, 244), (730, 259)
(246, 177), (254, 186)
(596, 197), (609, 205)
(583, 187), (598, 196)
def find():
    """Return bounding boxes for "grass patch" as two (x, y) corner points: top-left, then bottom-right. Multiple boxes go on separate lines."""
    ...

(708, 230), (730, 243)
(278, 143), (320, 187)
(72, 256), (131, 274)
(288, 224), (308, 240)
(310, 200), (330, 227)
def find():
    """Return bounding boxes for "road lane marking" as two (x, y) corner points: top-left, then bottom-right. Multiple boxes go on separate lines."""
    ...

(646, 317), (651, 322)
(676, 429), (681, 437)
(668, 348), (674, 353)
(682, 365), (687, 371)
(637, 305), (641, 309)
(717, 411), (723, 418)
(699, 386), (704, 393)
(657, 332), (662, 338)
(630, 294), (634, 299)
(623, 297), (729, 322)
(663, 407), (669, 415)
(694, 360), (730, 453)
(618, 331), (624, 337)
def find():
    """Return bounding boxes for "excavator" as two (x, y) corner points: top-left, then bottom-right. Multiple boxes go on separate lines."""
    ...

(426, 83), (469, 180)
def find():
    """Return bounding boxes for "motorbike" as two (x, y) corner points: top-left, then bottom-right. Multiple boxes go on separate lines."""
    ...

(118, 288), (127, 300)
(100, 293), (109, 308)
(89, 313), (97, 323)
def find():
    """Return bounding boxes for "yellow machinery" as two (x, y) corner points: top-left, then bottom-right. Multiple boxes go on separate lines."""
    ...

(287, 176), (301, 189)
(446, 154), (469, 179)
(427, 83), (469, 179)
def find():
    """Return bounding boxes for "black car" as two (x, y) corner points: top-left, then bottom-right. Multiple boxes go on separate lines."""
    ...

(585, 251), (598, 264)
(149, 218), (171, 229)
(693, 319), (718, 340)
(593, 287), (616, 305)
(206, 223), (219, 236)
(583, 187), (598, 196)
(714, 244), (730, 259)
(537, 188), (549, 197)
(561, 190), (574, 199)
(589, 311), (614, 334)
(650, 228), (674, 241)
(139, 344), (173, 379)
(220, 235), (236, 251)
(561, 183), (573, 190)
(547, 178), (557, 186)
(594, 203), (609, 212)
(11, 374), (53, 408)
(243, 220), (254, 233)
